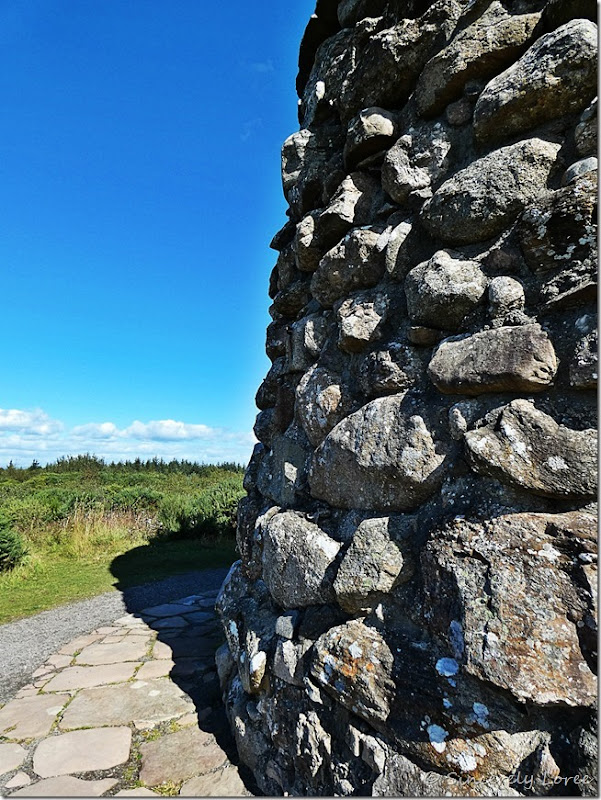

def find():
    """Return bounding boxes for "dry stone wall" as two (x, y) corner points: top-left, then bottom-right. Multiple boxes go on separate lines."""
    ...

(216, 0), (598, 795)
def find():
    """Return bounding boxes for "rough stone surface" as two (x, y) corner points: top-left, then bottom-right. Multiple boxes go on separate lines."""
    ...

(262, 511), (341, 608)
(428, 324), (558, 394)
(465, 399), (597, 499)
(309, 395), (448, 511)
(382, 120), (452, 205)
(474, 19), (598, 142)
(295, 365), (349, 446)
(59, 678), (192, 729)
(0, 743), (27, 776)
(416, 1), (540, 117)
(10, 777), (118, 796)
(311, 227), (385, 308)
(221, 1), (599, 795)
(423, 512), (597, 707)
(33, 727), (131, 777)
(344, 107), (397, 168)
(333, 516), (412, 613)
(336, 290), (388, 352)
(405, 250), (487, 330)
(518, 173), (596, 307)
(139, 727), (227, 786)
(421, 138), (561, 244)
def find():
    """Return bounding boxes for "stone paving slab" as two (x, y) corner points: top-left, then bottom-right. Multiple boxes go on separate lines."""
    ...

(5, 771), (31, 789)
(11, 776), (118, 796)
(0, 591), (252, 798)
(139, 726), (227, 786)
(141, 603), (200, 618)
(180, 766), (251, 796)
(151, 615), (188, 629)
(57, 633), (103, 655)
(59, 678), (192, 729)
(75, 639), (149, 665)
(135, 660), (174, 680)
(0, 743), (27, 776)
(0, 693), (70, 740)
(43, 661), (141, 691)
(33, 726), (132, 777)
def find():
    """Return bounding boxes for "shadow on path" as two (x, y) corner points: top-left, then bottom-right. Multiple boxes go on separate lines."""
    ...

(110, 547), (259, 795)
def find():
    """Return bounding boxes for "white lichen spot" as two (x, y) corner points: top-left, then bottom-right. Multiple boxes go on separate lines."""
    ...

(473, 743), (487, 757)
(228, 620), (239, 642)
(450, 751), (478, 772)
(470, 435), (490, 454)
(427, 724), (448, 753)
(284, 461), (298, 484)
(348, 641), (363, 659)
(315, 80), (326, 100)
(250, 651), (266, 676)
(539, 542), (561, 561)
(436, 657), (459, 677)
(500, 421), (529, 459)
(546, 455), (568, 472)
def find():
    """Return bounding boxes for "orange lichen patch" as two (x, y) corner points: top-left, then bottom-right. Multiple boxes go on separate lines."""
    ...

(311, 620), (395, 724)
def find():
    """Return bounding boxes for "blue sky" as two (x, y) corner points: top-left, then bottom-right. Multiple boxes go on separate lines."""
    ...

(0, 0), (315, 465)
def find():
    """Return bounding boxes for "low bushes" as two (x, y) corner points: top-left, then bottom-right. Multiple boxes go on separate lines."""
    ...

(0, 515), (28, 571)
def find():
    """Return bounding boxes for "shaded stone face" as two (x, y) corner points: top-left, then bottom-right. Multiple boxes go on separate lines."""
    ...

(220, 0), (599, 795)
(261, 511), (341, 608)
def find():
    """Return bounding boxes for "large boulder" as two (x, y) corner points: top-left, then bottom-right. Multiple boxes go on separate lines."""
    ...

(262, 511), (341, 609)
(343, 107), (398, 169)
(464, 399), (597, 499)
(309, 394), (449, 510)
(474, 19), (598, 142)
(310, 620), (395, 723)
(311, 227), (386, 308)
(333, 515), (415, 613)
(382, 120), (452, 205)
(405, 250), (487, 331)
(423, 512), (597, 706)
(335, 290), (388, 352)
(427, 325), (558, 394)
(295, 365), (351, 447)
(416, 1), (539, 118)
(421, 138), (561, 244)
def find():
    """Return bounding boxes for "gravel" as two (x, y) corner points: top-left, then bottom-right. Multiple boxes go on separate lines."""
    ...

(0, 567), (231, 703)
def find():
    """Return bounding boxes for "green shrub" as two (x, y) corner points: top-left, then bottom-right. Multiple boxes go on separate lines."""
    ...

(0, 516), (28, 571)
(157, 479), (243, 540)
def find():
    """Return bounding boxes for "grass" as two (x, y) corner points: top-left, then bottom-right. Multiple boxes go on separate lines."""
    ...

(0, 538), (237, 625)
(0, 456), (243, 624)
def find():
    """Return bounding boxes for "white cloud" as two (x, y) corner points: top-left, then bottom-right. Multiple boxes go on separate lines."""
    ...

(0, 408), (256, 467)
(72, 422), (119, 439)
(0, 408), (63, 436)
(124, 419), (215, 441)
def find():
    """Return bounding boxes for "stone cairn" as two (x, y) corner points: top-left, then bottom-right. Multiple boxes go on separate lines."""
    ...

(216, 0), (598, 795)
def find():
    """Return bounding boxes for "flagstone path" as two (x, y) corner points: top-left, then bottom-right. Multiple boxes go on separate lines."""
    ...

(0, 590), (254, 797)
